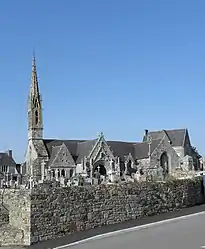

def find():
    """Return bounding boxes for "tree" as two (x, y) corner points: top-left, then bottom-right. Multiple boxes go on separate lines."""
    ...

(192, 146), (202, 159)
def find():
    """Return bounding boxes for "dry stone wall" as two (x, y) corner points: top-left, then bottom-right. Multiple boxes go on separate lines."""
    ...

(30, 177), (203, 244)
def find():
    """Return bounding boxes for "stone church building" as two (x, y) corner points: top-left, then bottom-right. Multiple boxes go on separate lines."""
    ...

(23, 56), (200, 184)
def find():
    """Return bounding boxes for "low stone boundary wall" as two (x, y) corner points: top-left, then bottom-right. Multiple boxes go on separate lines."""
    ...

(30, 177), (204, 244)
(0, 177), (203, 245)
(0, 189), (31, 246)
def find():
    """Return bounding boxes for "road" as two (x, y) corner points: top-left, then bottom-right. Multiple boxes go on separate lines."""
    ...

(56, 212), (205, 249)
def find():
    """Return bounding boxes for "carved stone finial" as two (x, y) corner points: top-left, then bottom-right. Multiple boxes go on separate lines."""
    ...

(99, 132), (104, 138)
(147, 135), (152, 145)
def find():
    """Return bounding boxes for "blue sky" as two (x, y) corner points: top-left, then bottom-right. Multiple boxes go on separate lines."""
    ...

(0, 0), (205, 162)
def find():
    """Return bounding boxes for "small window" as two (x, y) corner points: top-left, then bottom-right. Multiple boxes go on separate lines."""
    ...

(52, 170), (55, 177)
(70, 169), (73, 178)
(61, 169), (65, 177)
(58, 170), (60, 178)
(35, 110), (39, 125)
(101, 152), (105, 158)
(2, 165), (8, 172)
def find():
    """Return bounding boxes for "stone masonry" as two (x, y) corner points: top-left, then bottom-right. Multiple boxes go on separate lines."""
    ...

(150, 135), (180, 170)
(30, 177), (203, 244)
(0, 189), (31, 246)
(0, 177), (203, 246)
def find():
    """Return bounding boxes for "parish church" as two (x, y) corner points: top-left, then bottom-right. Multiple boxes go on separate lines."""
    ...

(23, 56), (200, 184)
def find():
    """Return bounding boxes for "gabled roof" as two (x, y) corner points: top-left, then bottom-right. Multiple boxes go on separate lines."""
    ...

(0, 153), (16, 165)
(43, 137), (163, 163)
(43, 139), (84, 159)
(48, 145), (61, 165)
(44, 139), (137, 162)
(44, 128), (187, 163)
(107, 141), (136, 158)
(48, 143), (75, 167)
(145, 129), (186, 147)
(134, 139), (162, 159)
(76, 139), (97, 163)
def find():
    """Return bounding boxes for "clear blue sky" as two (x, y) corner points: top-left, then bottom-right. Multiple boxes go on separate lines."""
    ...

(0, 0), (205, 162)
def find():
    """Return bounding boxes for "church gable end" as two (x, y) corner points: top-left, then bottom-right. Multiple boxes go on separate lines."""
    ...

(88, 133), (115, 162)
(183, 129), (192, 156)
(49, 143), (75, 168)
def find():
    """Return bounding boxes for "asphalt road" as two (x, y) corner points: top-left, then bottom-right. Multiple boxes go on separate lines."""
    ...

(61, 212), (205, 249)
(28, 204), (205, 249)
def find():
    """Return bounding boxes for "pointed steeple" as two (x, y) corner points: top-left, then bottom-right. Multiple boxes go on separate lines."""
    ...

(28, 54), (43, 140)
(30, 54), (40, 97)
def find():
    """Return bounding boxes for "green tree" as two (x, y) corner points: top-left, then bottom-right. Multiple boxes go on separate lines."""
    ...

(192, 146), (202, 159)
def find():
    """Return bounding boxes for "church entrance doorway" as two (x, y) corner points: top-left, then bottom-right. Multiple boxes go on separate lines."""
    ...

(93, 160), (107, 176)
(160, 152), (169, 179)
(93, 160), (107, 185)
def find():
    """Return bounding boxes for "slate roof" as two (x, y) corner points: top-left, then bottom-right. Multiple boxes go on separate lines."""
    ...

(76, 139), (97, 163)
(48, 145), (62, 166)
(0, 153), (16, 165)
(145, 129), (186, 147)
(107, 141), (136, 158)
(44, 138), (158, 162)
(43, 128), (187, 163)
(0, 152), (18, 175)
(43, 139), (85, 161)
(134, 139), (162, 159)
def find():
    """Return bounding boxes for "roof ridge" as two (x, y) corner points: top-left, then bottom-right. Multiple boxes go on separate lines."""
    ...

(77, 139), (96, 144)
(135, 138), (162, 145)
(163, 128), (186, 132)
(149, 128), (186, 133)
(108, 140), (136, 144)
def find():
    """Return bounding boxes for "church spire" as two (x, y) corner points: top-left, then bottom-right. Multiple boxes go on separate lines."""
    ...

(28, 54), (43, 140)
(30, 54), (40, 97)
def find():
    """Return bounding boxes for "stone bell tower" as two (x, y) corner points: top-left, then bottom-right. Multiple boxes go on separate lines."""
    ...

(23, 55), (48, 184)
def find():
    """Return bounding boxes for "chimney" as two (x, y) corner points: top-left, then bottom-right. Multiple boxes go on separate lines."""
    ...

(8, 150), (12, 158)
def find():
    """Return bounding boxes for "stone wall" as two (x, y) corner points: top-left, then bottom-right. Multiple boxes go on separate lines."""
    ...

(30, 177), (203, 244)
(0, 205), (9, 225)
(150, 135), (180, 171)
(0, 177), (203, 246)
(0, 189), (31, 246)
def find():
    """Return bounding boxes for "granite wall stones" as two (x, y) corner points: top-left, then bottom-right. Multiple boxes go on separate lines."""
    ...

(0, 205), (9, 225)
(0, 177), (203, 246)
(30, 177), (203, 244)
(0, 189), (31, 246)
(150, 135), (180, 171)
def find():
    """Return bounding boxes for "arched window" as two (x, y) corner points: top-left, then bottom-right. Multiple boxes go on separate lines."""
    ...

(52, 170), (55, 177)
(126, 160), (132, 175)
(70, 169), (73, 178)
(61, 169), (65, 177)
(33, 98), (38, 108)
(160, 152), (169, 179)
(35, 110), (39, 125)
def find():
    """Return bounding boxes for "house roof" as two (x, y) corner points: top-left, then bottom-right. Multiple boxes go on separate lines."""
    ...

(0, 153), (16, 165)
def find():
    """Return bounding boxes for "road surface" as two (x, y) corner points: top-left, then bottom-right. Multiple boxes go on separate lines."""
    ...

(57, 212), (205, 249)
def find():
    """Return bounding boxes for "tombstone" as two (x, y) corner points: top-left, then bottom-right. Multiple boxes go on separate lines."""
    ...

(157, 166), (164, 181)
(107, 169), (116, 183)
(60, 176), (66, 186)
(133, 171), (140, 181)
